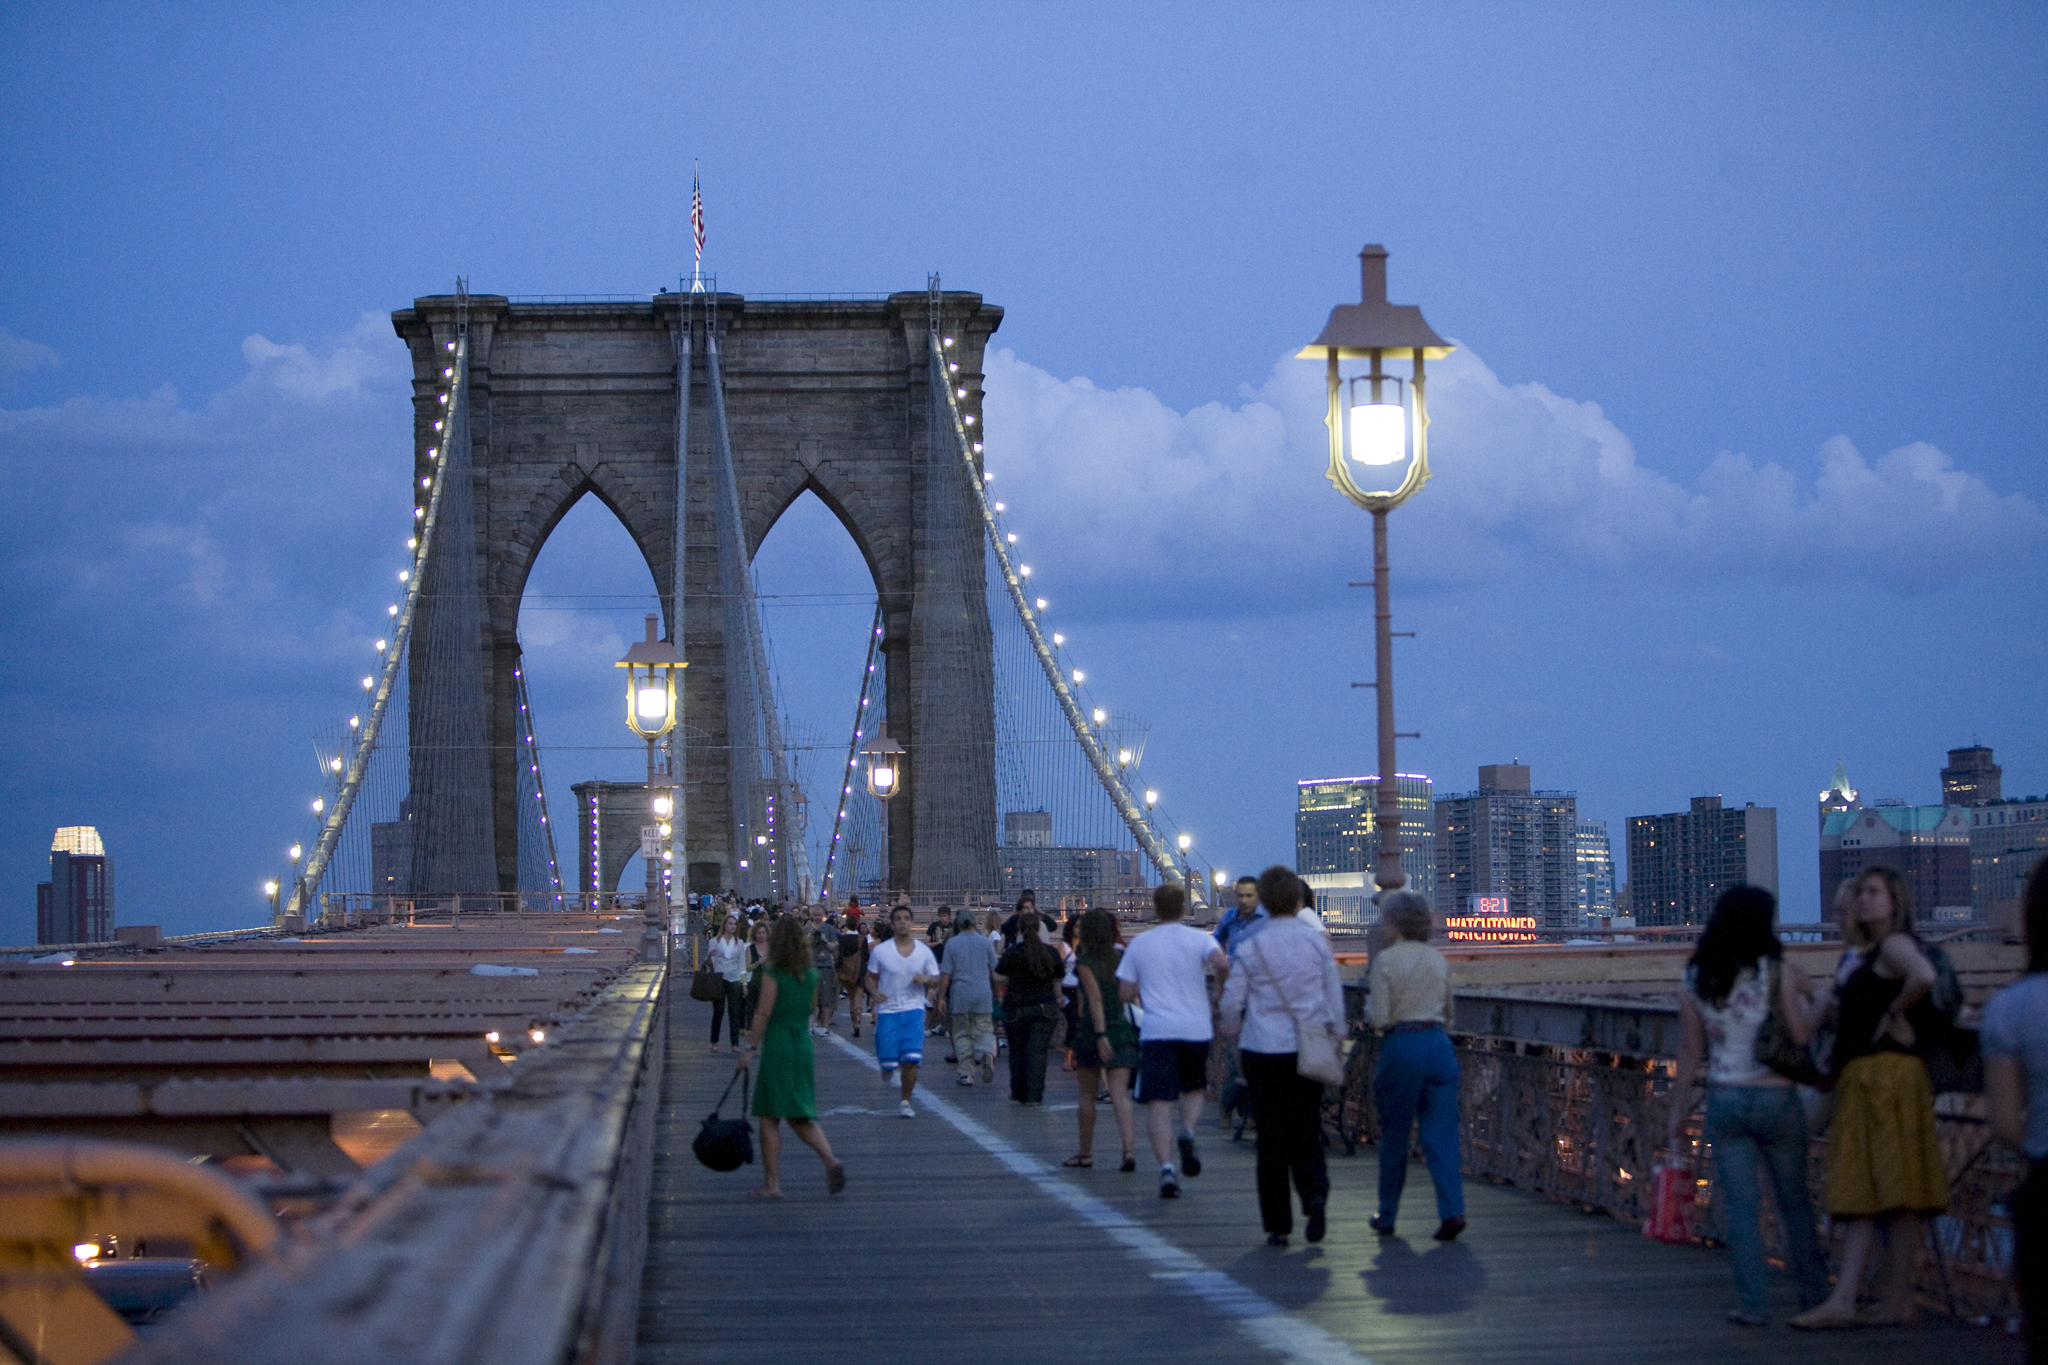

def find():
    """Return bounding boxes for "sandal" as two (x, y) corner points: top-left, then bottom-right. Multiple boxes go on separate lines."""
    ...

(746, 1188), (783, 1200)
(1060, 1154), (1094, 1168)
(825, 1161), (846, 1195)
(1788, 1307), (1858, 1331)
(1119, 1152), (1137, 1173)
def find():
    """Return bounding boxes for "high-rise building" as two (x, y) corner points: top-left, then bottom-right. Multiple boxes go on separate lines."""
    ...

(1819, 760), (1859, 832)
(1970, 794), (2046, 933)
(1003, 810), (1054, 848)
(1433, 764), (1579, 929)
(1627, 796), (1779, 927)
(37, 826), (114, 945)
(1941, 746), (2002, 807)
(1577, 820), (1616, 921)
(998, 809), (1142, 904)
(1295, 774), (1435, 923)
(1820, 800), (1972, 924)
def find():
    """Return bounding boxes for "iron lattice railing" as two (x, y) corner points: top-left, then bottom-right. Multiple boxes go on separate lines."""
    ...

(1338, 1030), (2020, 1324)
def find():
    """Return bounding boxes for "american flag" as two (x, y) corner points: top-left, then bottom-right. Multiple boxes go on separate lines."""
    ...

(690, 171), (705, 263)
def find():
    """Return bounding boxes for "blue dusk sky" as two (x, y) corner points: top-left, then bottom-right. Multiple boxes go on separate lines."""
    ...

(2, 2), (2043, 939)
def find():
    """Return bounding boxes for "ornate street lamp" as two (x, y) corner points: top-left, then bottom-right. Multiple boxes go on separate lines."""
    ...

(1300, 244), (1453, 894)
(860, 730), (905, 801)
(616, 614), (686, 963)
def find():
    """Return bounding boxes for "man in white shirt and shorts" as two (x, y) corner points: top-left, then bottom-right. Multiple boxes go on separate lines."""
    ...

(868, 905), (942, 1117)
(1118, 882), (1230, 1197)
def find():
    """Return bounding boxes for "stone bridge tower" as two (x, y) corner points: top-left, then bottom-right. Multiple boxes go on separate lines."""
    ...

(392, 291), (1003, 896)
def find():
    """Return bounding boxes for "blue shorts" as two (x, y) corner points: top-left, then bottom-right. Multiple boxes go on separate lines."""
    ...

(875, 1009), (925, 1069)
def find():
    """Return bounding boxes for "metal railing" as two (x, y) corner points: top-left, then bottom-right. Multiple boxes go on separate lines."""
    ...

(1336, 1005), (2020, 1324)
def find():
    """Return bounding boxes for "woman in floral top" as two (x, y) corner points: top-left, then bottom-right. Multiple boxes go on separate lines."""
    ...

(1666, 885), (1829, 1326)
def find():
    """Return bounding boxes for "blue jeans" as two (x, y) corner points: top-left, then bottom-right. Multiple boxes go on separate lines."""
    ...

(1704, 1083), (1829, 1317)
(1373, 1026), (1464, 1221)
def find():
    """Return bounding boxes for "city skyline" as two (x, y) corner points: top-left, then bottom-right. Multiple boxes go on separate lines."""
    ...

(2, 5), (2043, 938)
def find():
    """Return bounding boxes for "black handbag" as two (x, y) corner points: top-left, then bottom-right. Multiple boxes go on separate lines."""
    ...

(690, 968), (725, 1003)
(1754, 959), (1826, 1086)
(693, 1069), (755, 1172)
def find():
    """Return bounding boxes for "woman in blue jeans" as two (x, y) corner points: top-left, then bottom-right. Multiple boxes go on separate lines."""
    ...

(1366, 890), (1466, 1240)
(1666, 884), (1829, 1326)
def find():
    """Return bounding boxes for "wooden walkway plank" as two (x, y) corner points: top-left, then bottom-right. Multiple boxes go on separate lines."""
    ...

(640, 994), (2019, 1365)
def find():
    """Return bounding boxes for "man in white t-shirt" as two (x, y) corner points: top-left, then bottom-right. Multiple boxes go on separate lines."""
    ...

(868, 905), (942, 1117)
(1118, 882), (1230, 1198)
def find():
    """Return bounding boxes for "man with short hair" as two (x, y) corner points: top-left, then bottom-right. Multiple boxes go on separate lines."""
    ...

(1214, 876), (1265, 959)
(868, 905), (942, 1117)
(1118, 883), (1230, 1198)
(937, 909), (998, 1085)
(926, 904), (956, 954)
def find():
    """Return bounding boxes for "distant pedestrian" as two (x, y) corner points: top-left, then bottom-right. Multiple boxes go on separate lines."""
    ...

(809, 908), (842, 1037)
(1666, 885), (1829, 1325)
(838, 913), (872, 1038)
(1219, 866), (1342, 1246)
(1366, 889), (1465, 1240)
(707, 912), (751, 1051)
(1984, 859), (2048, 1360)
(941, 910), (999, 1086)
(927, 904), (956, 955)
(1791, 866), (1946, 1330)
(996, 911), (1064, 1104)
(1001, 891), (1039, 950)
(736, 915), (845, 1199)
(1067, 908), (1139, 1171)
(867, 905), (942, 1118)
(1117, 882), (1230, 1198)
(744, 920), (771, 1021)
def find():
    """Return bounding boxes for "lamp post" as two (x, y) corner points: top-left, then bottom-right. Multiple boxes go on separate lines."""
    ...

(1176, 832), (1194, 907)
(264, 880), (280, 925)
(617, 614), (687, 964)
(859, 728), (904, 891)
(1300, 244), (1453, 897)
(286, 844), (303, 931)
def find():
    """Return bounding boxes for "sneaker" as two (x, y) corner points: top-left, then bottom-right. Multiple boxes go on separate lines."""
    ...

(957, 1075), (975, 1086)
(1159, 1166), (1180, 1199)
(1305, 1204), (1327, 1244)
(1369, 1215), (1396, 1236)
(809, 1025), (829, 1037)
(980, 1058), (996, 1084)
(899, 1099), (916, 1119)
(1433, 1216), (1466, 1242)
(1177, 1132), (1202, 1178)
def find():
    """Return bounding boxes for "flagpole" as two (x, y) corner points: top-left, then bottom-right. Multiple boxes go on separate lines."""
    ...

(690, 162), (705, 294)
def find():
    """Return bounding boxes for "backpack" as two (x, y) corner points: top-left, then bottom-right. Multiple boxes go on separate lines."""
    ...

(1907, 936), (1980, 1093)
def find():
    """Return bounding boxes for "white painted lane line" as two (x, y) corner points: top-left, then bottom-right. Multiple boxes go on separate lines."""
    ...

(824, 1032), (1373, 1365)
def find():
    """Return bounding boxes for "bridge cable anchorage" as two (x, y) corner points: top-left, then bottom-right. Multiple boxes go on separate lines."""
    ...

(289, 305), (476, 922)
(926, 327), (1187, 889)
(704, 322), (810, 903)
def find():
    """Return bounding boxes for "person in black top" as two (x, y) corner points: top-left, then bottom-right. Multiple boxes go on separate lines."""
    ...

(1791, 867), (1944, 1330)
(994, 911), (1062, 1104)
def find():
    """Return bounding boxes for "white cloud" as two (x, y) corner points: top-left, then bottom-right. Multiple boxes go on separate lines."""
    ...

(0, 328), (60, 380)
(238, 312), (400, 400)
(980, 345), (2046, 612)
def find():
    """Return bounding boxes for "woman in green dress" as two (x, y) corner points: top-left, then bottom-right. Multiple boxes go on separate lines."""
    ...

(1064, 908), (1140, 1171)
(737, 914), (846, 1199)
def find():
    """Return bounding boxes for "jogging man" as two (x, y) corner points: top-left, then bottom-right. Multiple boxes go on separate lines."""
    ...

(868, 904), (942, 1117)
(1118, 882), (1229, 1197)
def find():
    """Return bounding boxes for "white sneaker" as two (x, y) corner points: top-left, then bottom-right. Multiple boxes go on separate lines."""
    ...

(899, 1099), (916, 1118)
(809, 1025), (829, 1037)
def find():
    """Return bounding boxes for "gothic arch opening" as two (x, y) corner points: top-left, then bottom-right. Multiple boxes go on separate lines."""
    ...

(516, 491), (664, 894)
(751, 488), (883, 895)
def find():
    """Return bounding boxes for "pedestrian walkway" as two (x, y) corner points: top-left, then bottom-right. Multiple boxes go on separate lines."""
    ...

(638, 992), (2019, 1365)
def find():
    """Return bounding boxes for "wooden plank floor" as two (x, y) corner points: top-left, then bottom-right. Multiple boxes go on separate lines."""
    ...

(639, 994), (2018, 1365)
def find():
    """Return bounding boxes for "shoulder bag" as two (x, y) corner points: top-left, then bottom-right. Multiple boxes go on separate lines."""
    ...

(1753, 958), (1825, 1086)
(692, 1068), (755, 1172)
(689, 966), (725, 1003)
(1252, 936), (1344, 1086)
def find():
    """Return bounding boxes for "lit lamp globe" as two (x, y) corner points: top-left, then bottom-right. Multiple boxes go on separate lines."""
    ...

(616, 614), (686, 741)
(1299, 244), (1454, 511)
(861, 731), (906, 801)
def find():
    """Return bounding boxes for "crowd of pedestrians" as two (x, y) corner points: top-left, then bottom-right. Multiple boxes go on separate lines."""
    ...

(686, 856), (2045, 1350)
